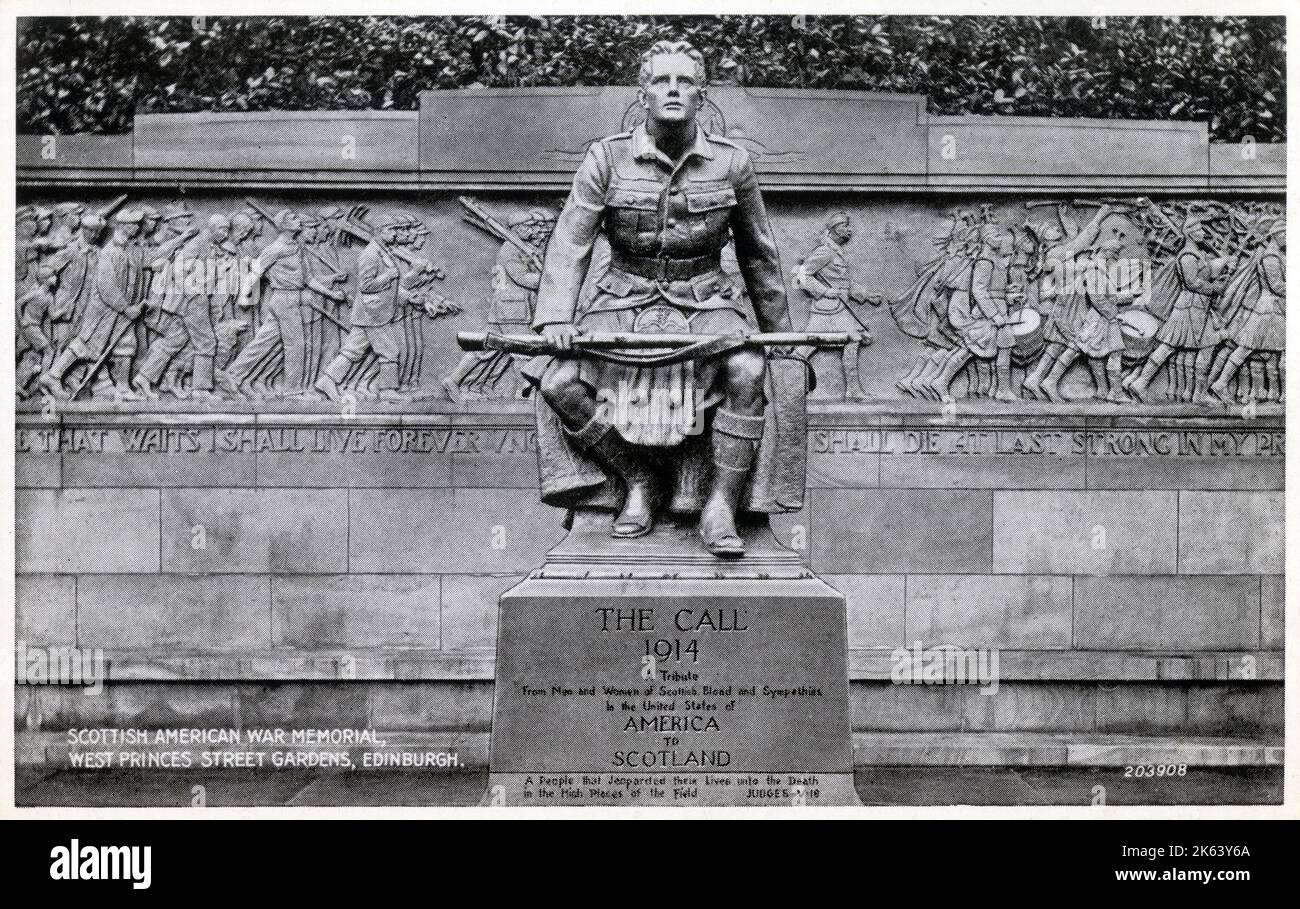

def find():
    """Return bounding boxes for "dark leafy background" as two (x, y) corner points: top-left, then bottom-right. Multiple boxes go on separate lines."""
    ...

(17, 15), (1285, 142)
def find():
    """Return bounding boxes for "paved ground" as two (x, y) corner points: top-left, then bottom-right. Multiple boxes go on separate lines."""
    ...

(14, 766), (1282, 808)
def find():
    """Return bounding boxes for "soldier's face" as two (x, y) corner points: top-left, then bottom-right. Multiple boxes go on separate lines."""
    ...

(640, 54), (703, 126)
(211, 224), (230, 243)
(36, 216), (51, 235)
(831, 223), (853, 244)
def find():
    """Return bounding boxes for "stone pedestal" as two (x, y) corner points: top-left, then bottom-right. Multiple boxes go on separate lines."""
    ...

(485, 514), (858, 806)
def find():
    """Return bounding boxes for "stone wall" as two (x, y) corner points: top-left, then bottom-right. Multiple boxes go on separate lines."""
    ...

(15, 88), (1285, 769)
(16, 407), (1283, 767)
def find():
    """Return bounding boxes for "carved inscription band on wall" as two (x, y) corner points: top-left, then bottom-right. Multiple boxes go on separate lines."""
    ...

(19, 423), (1282, 461)
(16, 195), (1284, 411)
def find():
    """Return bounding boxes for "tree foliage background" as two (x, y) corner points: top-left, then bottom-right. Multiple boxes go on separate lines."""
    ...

(17, 15), (1285, 142)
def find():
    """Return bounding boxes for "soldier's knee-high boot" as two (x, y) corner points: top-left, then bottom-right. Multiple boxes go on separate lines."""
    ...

(929, 349), (971, 402)
(1249, 356), (1267, 402)
(192, 354), (216, 397)
(1039, 350), (1076, 403)
(38, 348), (77, 400)
(314, 354), (352, 402)
(700, 409), (765, 557)
(112, 356), (142, 401)
(1105, 360), (1130, 403)
(1190, 362), (1215, 406)
(1265, 355), (1282, 402)
(566, 414), (656, 539)
(1022, 346), (1058, 400)
(376, 362), (410, 403)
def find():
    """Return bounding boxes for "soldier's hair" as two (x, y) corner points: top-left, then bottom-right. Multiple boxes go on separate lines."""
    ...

(638, 40), (707, 89)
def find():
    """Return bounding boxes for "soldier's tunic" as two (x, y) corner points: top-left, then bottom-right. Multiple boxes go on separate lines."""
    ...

(46, 235), (98, 348)
(949, 255), (1011, 358)
(332, 240), (403, 387)
(1039, 245), (1088, 348)
(1156, 242), (1221, 349)
(529, 122), (803, 514)
(226, 237), (311, 390)
(138, 231), (220, 385)
(17, 282), (55, 371)
(68, 235), (146, 362)
(1232, 249), (1286, 352)
(455, 237), (546, 395)
(797, 238), (870, 339)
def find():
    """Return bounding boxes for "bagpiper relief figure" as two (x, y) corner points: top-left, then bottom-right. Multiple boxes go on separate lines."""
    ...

(793, 211), (879, 400)
(523, 39), (801, 557)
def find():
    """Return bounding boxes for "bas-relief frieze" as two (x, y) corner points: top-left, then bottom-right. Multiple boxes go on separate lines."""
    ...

(15, 195), (1284, 412)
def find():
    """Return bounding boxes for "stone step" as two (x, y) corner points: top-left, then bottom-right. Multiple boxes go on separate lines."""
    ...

(17, 730), (1281, 769)
(21, 647), (1282, 682)
(852, 733), (1283, 767)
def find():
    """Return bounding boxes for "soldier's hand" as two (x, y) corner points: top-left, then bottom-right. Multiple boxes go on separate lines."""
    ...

(542, 322), (578, 351)
(123, 304), (143, 320)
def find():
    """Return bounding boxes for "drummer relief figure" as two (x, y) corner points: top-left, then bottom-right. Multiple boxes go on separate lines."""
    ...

(1021, 204), (1117, 402)
(927, 224), (1020, 403)
(525, 39), (794, 557)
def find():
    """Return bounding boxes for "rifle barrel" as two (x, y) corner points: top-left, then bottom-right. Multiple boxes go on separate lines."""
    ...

(457, 331), (850, 352)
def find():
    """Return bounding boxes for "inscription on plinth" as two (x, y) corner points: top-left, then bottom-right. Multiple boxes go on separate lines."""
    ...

(486, 577), (857, 806)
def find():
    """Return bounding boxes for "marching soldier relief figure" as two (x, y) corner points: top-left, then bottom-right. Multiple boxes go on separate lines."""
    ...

(1210, 216), (1286, 403)
(39, 208), (148, 402)
(520, 39), (798, 556)
(1123, 215), (1230, 403)
(1020, 204), (1113, 401)
(442, 206), (556, 401)
(926, 223), (1019, 403)
(219, 209), (348, 399)
(47, 213), (106, 355)
(314, 212), (451, 404)
(794, 211), (878, 399)
(132, 204), (211, 400)
(16, 263), (58, 397)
